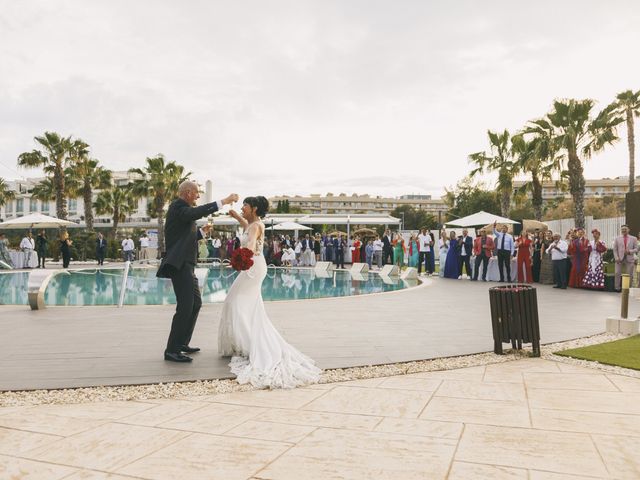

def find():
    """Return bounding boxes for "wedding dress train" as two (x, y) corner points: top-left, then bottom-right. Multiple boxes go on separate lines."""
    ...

(218, 230), (321, 389)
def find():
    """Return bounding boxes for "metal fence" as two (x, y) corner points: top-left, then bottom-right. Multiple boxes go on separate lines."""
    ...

(544, 216), (625, 247)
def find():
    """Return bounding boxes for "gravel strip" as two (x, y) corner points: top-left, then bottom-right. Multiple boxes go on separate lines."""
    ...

(1, 333), (636, 407)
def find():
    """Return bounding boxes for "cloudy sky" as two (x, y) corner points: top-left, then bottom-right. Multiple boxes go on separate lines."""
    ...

(1, 1), (639, 201)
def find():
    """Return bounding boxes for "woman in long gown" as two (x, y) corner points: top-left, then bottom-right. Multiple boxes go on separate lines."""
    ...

(352, 235), (361, 263)
(582, 229), (606, 290)
(438, 230), (449, 277)
(532, 231), (544, 282)
(568, 228), (589, 288)
(218, 196), (321, 389)
(408, 234), (419, 268)
(516, 232), (533, 283)
(393, 235), (405, 268)
(539, 230), (554, 285)
(443, 231), (460, 279)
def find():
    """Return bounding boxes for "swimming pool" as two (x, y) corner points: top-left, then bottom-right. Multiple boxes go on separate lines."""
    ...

(0, 267), (418, 306)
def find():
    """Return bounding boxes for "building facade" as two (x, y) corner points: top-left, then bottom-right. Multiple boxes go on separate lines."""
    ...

(512, 176), (639, 203)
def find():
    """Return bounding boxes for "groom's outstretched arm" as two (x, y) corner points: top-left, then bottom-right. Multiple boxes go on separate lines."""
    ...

(175, 193), (238, 222)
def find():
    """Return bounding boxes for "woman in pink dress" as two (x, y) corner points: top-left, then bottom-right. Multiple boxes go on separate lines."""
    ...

(582, 229), (607, 290)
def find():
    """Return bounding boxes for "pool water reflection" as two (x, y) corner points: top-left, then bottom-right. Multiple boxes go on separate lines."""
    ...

(0, 267), (418, 306)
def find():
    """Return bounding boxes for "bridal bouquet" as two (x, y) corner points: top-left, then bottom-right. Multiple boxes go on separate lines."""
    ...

(231, 247), (254, 271)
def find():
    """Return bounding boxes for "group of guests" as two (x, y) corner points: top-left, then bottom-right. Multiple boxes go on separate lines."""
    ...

(0, 230), (72, 269)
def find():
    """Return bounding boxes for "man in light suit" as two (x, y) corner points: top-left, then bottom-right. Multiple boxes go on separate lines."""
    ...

(613, 224), (638, 291)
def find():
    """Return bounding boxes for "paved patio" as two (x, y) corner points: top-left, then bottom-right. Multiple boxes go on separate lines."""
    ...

(1, 278), (637, 390)
(1, 357), (639, 479)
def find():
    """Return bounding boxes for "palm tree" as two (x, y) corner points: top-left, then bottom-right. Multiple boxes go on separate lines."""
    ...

(67, 140), (112, 231)
(0, 178), (16, 215)
(469, 129), (517, 217)
(610, 90), (640, 193)
(544, 99), (621, 228)
(17, 132), (73, 219)
(94, 185), (137, 238)
(128, 155), (190, 255)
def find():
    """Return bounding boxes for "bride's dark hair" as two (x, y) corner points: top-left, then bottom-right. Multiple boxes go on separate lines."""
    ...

(244, 196), (269, 218)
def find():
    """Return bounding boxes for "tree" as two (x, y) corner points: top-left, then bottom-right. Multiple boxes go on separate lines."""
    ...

(0, 178), (15, 215)
(94, 185), (137, 238)
(444, 178), (501, 221)
(391, 205), (437, 230)
(129, 155), (190, 255)
(67, 139), (112, 231)
(469, 129), (517, 217)
(543, 196), (623, 221)
(17, 132), (73, 219)
(610, 89), (640, 193)
(544, 99), (621, 228)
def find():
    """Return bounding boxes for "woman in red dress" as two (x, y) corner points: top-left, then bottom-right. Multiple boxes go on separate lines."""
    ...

(568, 227), (590, 288)
(516, 232), (533, 283)
(352, 235), (361, 263)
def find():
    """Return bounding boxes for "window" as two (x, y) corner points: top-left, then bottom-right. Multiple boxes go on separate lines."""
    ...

(5, 200), (13, 213)
(68, 198), (77, 214)
(30, 198), (37, 212)
(41, 201), (49, 213)
(16, 198), (23, 213)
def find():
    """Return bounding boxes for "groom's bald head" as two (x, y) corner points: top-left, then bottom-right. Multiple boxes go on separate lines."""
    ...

(178, 180), (200, 205)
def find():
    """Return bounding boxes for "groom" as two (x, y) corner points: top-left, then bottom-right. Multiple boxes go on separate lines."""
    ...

(157, 180), (238, 362)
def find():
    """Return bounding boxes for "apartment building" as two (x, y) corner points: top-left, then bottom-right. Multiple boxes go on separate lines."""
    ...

(512, 176), (638, 203)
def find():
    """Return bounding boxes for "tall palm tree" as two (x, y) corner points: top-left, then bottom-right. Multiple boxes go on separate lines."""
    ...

(0, 178), (16, 215)
(17, 132), (73, 219)
(545, 99), (621, 228)
(610, 90), (640, 193)
(129, 155), (190, 255)
(93, 185), (137, 238)
(469, 129), (517, 217)
(67, 139), (112, 231)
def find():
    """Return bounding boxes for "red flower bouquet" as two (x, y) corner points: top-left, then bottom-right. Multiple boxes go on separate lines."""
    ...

(230, 247), (254, 271)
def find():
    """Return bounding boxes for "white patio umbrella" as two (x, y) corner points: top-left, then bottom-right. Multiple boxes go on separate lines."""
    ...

(0, 213), (78, 229)
(265, 221), (312, 231)
(445, 211), (519, 228)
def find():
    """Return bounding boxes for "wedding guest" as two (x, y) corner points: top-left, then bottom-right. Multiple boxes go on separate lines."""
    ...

(281, 244), (296, 266)
(539, 230), (554, 285)
(0, 233), (14, 267)
(382, 229), (393, 265)
(493, 221), (515, 282)
(60, 231), (72, 269)
(121, 235), (135, 262)
(532, 230), (544, 282)
(438, 229), (449, 277)
(443, 230), (460, 279)
(36, 229), (48, 268)
(613, 224), (638, 291)
(568, 227), (589, 288)
(294, 238), (303, 264)
(212, 235), (222, 259)
(582, 229), (607, 290)
(320, 234), (327, 261)
(373, 235), (384, 268)
(417, 227), (433, 275)
(352, 235), (362, 263)
(314, 234), (321, 263)
(96, 232), (107, 265)
(334, 234), (346, 269)
(19, 231), (35, 269)
(365, 240), (374, 268)
(139, 233), (150, 260)
(472, 228), (494, 281)
(393, 234), (405, 268)
(198, 239), (209, 260)
(325, 235), (334, 263)
(428, 230), (436, 274)
(457, 229), (473, 279)
(515, 231), (533, 283)
(548, 233), (568, 289)
(226, 235), (234, 258)
(408, 234), (419, 268)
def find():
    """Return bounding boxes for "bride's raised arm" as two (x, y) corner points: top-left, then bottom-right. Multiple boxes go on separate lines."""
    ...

(228, 209), (249, 230)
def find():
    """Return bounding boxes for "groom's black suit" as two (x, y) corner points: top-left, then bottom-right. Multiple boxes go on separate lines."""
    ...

(158, 197), (220, 354)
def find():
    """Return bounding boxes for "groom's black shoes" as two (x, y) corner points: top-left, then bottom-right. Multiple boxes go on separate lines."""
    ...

(164, 352), (193, 363)
(180, 345), (201, 354)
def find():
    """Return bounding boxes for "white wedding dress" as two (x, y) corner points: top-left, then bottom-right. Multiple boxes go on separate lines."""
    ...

(218, 223), (321, 389)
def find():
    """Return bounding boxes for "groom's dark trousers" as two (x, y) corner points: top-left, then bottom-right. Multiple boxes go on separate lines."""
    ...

(158, 197), (221, 354)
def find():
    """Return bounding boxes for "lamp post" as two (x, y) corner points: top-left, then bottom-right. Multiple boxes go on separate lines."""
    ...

(400, 212), (405, 232)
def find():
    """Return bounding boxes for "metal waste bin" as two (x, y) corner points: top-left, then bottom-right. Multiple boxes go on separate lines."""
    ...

(489, 284), (540, 357)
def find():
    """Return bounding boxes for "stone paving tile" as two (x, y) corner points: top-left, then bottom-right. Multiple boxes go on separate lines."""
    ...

(605, 373), (640, 392)
(406, 365), (487, 382)
(118, 432), (290, 480)
(376, 376), (443, 391)
(0, 453), (77, 479)
(528, 388), (640, 415)
(331, 377), (388, 388)
(456, 424), (609, 478)
(65, 471), (141, 479)
(531, 407), (640, 437)
(0, 425), (61, 456)
(592, 434), (640, 479)
(523, 372), (618, 391)
(254, 408), (382, 430)
(528, 471), (608, 480)
(223, 419), (316, 443)
(23, 422), (188, 472)
(257, 427), (456, 480)
(420, 396), (530, 428)
(374, 417), (463, 440)
(36, 401), (156, 420)
(435, 379), (527, 402)
(448, 461), (527, 479)
(0, 408), (106, 436)
(202, 387), (327, 408)
(117, 400), (211, 427)
(483, 359), (561, 383)
(555, 362), (607, 374)
(159, 402), (267, 434)
(302, 385), (433, 418)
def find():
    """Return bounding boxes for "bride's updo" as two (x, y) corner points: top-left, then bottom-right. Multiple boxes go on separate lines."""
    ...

(244, 196), (269, 218)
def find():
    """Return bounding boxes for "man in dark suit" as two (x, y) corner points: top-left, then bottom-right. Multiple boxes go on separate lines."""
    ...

(157, 181), (238, 362)
(95, 232), (107, 266)
(457, 229), (473, 278)
(382, 229), (393, 265)
(333, 234), (346, 269)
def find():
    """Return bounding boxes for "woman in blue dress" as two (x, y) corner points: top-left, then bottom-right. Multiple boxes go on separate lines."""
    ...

(443, 230), (461, 279)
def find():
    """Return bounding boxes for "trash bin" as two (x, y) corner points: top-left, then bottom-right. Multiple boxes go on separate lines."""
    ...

(489, 284), (540, 357)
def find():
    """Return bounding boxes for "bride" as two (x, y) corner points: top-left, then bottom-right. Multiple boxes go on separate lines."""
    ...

(218, 196), (321, 389)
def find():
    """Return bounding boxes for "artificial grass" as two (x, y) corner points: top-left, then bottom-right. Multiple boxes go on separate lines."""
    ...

(555, 335), (640, 371)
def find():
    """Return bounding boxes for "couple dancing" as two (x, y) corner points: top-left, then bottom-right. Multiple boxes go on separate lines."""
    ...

(157, 181), (321, 389)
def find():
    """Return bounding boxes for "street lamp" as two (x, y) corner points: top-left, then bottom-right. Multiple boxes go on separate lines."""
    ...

(400, 212), (405, 232)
